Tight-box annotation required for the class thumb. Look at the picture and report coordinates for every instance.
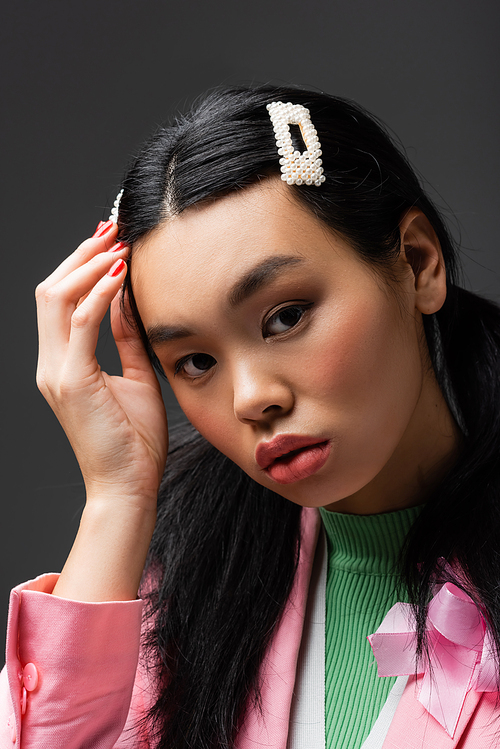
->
[111,288,160,387]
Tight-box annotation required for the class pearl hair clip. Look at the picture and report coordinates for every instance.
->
[109,188,124,223]
[266,101,325,186]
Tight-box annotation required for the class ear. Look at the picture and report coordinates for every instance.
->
[399,208,447,315]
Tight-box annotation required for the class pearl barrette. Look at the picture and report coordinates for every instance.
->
[266,101,325,187]
[109,188,124,223]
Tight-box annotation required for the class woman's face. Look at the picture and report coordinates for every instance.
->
[131,179,458,513]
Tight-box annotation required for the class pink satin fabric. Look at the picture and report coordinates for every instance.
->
[368,581,498,738]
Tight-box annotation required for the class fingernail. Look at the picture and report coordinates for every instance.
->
[108,259,126,277]
[107,241,128,253]
[93,221,106,235]
[94,220,114,238]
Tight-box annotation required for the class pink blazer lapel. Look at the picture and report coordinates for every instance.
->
[382,675,499,749]
[236,507,321,749]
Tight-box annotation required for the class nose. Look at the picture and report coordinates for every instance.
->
[232,359,294,425]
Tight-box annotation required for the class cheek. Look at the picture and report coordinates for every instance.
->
[301,296,423,453]
[174,389,237,454]
[273,300,424,505]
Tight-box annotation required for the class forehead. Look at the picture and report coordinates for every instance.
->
[130,178,352,321]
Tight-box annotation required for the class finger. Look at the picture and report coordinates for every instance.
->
[36,222,119,299]
[65,259,129,373]
[75,243,129,309]
[111,288,161,389]
[39,250,129,375]
[36,225,123,356]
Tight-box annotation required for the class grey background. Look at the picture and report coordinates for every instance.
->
[1,1,499,648]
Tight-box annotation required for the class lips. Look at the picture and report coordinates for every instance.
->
[256,434,331,485]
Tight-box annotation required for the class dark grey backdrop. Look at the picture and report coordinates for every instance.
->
[1,1,499,648]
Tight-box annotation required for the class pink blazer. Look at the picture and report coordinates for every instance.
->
[1,507,499,748]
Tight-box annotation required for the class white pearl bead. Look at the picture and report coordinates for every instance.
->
[268,101,325,188]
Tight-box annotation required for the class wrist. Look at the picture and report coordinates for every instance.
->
[80,496,157,538]
[52,496,157,602]
[84,484,159,514]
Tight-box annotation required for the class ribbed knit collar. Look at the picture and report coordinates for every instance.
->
[319,504,423,576]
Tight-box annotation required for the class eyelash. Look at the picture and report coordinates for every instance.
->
[262,302,312,338]
[174,302,312,379]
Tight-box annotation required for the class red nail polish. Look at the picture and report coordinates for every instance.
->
[94,220,114,238]
[108,241,127,253]
[108,259,126,277]
[93,221,106,236]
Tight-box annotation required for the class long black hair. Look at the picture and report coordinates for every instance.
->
[116,86,500,748]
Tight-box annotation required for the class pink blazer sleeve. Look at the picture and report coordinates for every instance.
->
[0,574,147,748]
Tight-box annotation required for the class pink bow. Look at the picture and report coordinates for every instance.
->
[368,582,497,737]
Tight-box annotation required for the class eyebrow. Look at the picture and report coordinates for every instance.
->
[146,324,194,346]
[146,254,305,347]
[228,255,305,308]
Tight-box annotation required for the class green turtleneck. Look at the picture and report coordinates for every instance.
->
[319,505,422,749]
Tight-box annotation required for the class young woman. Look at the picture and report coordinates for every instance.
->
[2,86,500,749]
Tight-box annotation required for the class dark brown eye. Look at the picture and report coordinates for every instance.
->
[181,353,216,377]
[264,305,305,337]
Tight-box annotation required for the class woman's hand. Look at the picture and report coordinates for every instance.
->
[35,222,168,601]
